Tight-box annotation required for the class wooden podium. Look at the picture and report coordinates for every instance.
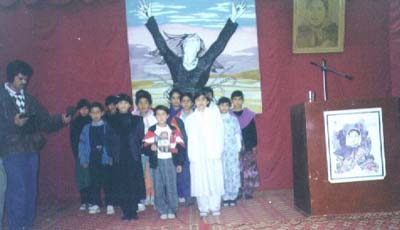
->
[290,97,400,215]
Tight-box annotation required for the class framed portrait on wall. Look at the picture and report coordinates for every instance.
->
[292,0,345,54]
[323,108,386,184]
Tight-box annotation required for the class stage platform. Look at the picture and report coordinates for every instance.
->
[11,189,400,230]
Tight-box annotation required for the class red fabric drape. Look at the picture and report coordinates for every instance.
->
[390,0,400,96]
[0,0,398,201]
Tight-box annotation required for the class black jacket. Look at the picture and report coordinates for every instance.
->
[0,86,65,157]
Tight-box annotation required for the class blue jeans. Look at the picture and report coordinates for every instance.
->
[0,158,6,230]
[3,153,38,230]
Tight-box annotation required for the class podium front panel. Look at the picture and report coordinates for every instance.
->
[291,97,400,215]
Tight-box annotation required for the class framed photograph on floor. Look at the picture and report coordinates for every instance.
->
[292,0,345,54]
[323,108,386,183]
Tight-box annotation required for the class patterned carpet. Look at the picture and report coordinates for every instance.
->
[13,190,400,230]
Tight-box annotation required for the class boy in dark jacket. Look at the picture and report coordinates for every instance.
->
[79,102,119,215]
[113,93,145,221]
[69,99,91,211]
[143,105,185,220]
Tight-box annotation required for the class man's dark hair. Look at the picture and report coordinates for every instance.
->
[168,88,182,101]
[154,105,170,115]
[231,90,244,100]
[135,89,153,105]
[6,60,34,83]
[90,102,104,112]
[105,95,118,106]
[217,97,231,107]
[306,0,328,11]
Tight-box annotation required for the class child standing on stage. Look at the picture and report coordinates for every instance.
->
[176,92,194,206]
[132,90,157,208]
[70,99,91,211]
[230,90,260,199]
[78,102,119,215]
[113,94,146,220]
[185,90,224,217]
[143,105,185,220]
[217,97,241,206]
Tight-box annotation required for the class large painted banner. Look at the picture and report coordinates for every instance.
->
[125,0,262,113]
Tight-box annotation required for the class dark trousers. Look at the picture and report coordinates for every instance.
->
[89,163,113,206]
[117,159,142,218]
[79,187,90,205]
[3,153,38,230]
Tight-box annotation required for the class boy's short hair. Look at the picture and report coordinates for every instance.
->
[105,95,118,106]
[181,92,193,101]
[116,93,133,105]
[154,105,170,115]
[6,60,34,83]
[217,97,231,106]
[231,90,244,100]
[168,88,182,100]
[90,102,104,111]
[135,89,152,105]
[76,99,90,110]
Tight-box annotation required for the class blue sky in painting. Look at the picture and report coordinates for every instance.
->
[125,0,256,28]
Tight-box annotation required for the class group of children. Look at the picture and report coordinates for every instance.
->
[69,87,259,221]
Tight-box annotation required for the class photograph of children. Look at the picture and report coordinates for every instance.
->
[324,108,386,183]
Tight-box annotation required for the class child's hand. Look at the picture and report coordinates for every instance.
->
[151,144,157,151]
[82,164,88,168]
[176,165,182,173]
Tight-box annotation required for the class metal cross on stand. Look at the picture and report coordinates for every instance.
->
[310,59,354,102]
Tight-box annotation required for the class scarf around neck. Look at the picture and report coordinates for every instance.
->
[230,108,255,129]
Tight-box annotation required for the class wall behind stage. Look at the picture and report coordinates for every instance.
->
[0,0,397,201]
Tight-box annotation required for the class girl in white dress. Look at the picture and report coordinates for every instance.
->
[185,90,224,217]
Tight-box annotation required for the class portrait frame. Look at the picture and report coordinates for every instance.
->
[323,108,386,184]
[292,0,345,54]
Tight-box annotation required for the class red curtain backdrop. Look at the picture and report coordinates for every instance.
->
[390,0,400,96]
[0,0,398,201]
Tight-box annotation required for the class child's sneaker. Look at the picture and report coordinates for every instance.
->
[79,204,87,211]
[160,214,168,220]
[167,213,176,219]
[222,200,230,207]
[185,197,194,207]
[229,201,237,206]
[178,197,186,203]
[88,205,100,214]
[106,205,115,215]
[144,197,151,206]
[138,203,146,212]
